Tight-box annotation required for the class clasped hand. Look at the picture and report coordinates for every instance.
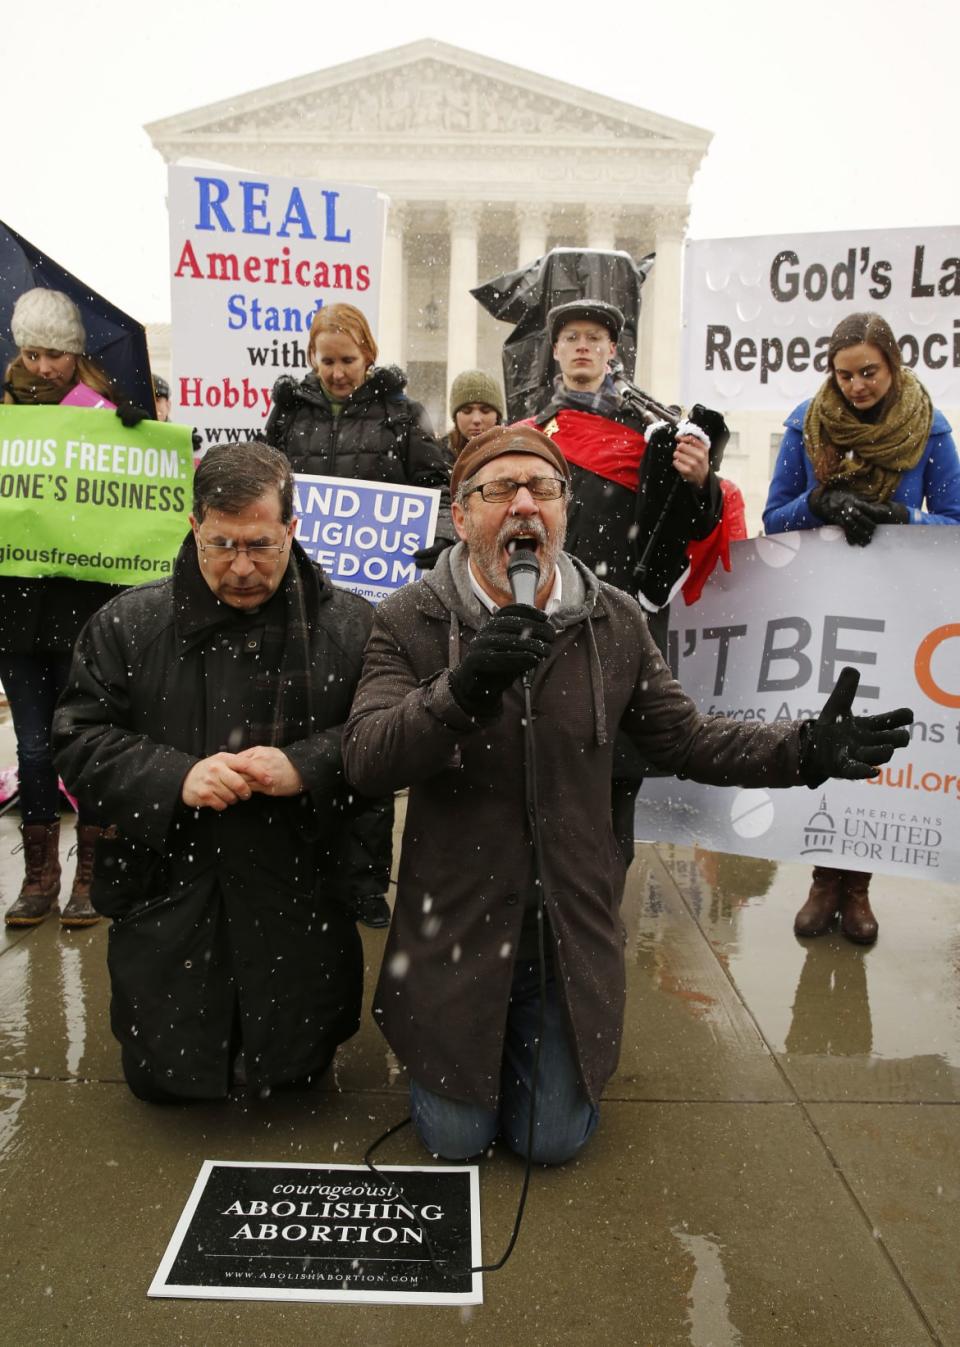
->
[181,746,304,810]
[449,603,555,716]
[799,667,913,786]
[809,487,909,546]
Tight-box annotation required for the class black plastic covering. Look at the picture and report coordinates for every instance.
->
[0,218,155,412]
[472,247,654,422]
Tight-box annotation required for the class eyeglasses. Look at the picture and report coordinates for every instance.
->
[196,538,288,567]
[464,477,567,504]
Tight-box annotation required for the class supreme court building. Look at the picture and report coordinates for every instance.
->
[146,40,707,432]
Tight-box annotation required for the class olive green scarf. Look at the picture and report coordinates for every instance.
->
[804,367,932,502]
[3,361,72,405]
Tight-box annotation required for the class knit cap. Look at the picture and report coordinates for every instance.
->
[449,369,505,421]
[450,423,571,498]
[11,288,86,354]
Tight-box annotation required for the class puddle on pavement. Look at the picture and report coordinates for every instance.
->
[635,845,960,1069]
[672,1226,743,1347]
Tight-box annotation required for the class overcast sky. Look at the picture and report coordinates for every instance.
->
[3,0,957,324]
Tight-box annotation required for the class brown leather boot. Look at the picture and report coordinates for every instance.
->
[794,866,843,937]
[840,871,878,945]
[5,821,61,926]
[60,824,103,928]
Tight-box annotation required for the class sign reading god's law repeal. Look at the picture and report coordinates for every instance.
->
[149,1162,482,1306]
[634,527,960,883]
[293,473,439,604]
[682,225,960,410]
[0,406,192,584]
[169,166,387,453]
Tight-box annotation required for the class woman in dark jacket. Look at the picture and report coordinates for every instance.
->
[1,288,131,929]
[764,311,960,945]
[265,303,451,928]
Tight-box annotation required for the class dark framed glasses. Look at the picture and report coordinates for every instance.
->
[464,477,567,504]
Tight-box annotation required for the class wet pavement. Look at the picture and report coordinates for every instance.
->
[0,711,958,1345]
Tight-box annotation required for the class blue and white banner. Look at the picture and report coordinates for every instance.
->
[635,526,960,882]
[293,473,439,604]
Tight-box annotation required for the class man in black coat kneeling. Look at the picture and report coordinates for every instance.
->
[53,442,373,1102]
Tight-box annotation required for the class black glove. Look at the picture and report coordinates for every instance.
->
[271,375,300,412]
[115,401,150,428]
[412,537,455,570]
[687,403,729,467]
[798,666,913,787]
[448,604,555,717]
[191,429,203,456]
[808,486,878,546]
[859,499,910,525]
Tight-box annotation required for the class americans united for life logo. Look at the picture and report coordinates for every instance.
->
[801,796,837,858]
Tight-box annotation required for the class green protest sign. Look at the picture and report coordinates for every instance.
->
[0,405,193,584]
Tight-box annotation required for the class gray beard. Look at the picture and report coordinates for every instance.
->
[468,513,565,600]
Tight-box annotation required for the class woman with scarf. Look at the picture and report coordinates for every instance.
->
[763,311,960,944]
[1,288,137,928]
[265,302,452,929]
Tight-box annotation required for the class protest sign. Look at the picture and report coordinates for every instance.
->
[293,473,439,603]
[634,527,960,882]
[150,1161,482,1306]
[0,405,192,584]
[169,166,387,452]
[682,225,960,410]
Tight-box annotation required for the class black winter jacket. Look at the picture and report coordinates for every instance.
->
[265,365,443,483]
[52,539,372,1096]
[265,366,453,540]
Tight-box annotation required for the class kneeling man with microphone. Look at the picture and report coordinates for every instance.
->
[343,424,912,1164]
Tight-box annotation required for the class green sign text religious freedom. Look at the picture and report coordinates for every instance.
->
[0,406,193,585]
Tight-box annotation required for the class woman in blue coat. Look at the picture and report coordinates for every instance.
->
[763,311,960,944]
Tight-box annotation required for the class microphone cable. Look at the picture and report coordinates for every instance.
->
[363,669,550,1279]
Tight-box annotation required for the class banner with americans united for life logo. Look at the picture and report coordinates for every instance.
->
[634,526,960,882]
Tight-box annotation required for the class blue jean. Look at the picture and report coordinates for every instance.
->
[409,959,600,1166]
[0,653,72,822]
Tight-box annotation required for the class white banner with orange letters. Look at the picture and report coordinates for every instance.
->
[635,526,960,881]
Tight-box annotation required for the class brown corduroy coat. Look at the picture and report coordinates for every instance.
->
[343,546,806,1108]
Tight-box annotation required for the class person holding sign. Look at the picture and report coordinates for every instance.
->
[0,288,145,929]
[53,442,372,1103]
[266,302,453,930]
[343,423,913,1164]
[764,311,960,944]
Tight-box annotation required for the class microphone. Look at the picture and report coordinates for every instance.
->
[507,546,540,608]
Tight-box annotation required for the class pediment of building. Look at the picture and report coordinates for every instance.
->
[146,40,710,149]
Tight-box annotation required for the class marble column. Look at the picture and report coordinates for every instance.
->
[516,202,550,269]
[644,206,688,405]
[378,202,407,367]
[446,202,481,393]
[586,204,618,253]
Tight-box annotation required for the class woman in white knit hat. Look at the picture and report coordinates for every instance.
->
[1,288,124,929]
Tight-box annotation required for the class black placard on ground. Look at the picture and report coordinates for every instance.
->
[149,1161,482,1305]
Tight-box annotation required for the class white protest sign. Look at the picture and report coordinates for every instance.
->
[634,527,960,882]
[682,225,960,410]
[169,165,387,449]
[293,473,439,604]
